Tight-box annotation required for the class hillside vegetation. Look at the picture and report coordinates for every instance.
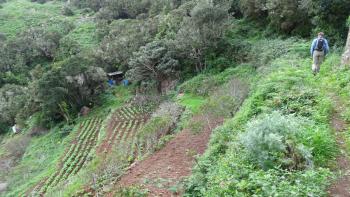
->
[0,0,349,196]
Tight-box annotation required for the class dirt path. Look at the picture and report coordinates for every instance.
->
[110,116,223,196]
[328,96,350,197]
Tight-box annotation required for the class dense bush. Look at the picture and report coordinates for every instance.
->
[179,66,254,96]
[0,85,27,126]
[127,40,179,92]
[136,101,183,155]
[239,0,350,42]
[62,5,74,16]
[240,112,312,170]
[95,19,156,72]
[36,56,107,125]
[4,135,31,159]
[174,1,231,73]
[0,19,75,87]
[248,38,302,67]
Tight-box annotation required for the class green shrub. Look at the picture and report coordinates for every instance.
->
[202,153,332,197]
[248,38,303,67]
[62,5,74,16]
[178,66,255,96]
[4,135,31,159]
[299,125,337,166]
[114,186,148,197]
[201,78,249,118]
[239,112,312,170]
[188,121,204,134]
[137,102,183,156]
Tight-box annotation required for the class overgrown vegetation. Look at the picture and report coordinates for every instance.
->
[185,40,339,196]
[0,0,349,196]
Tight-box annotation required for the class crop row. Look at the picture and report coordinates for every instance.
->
[70,105,153,196]
[112,106,148,121]
[101,118,147,155]
[30,118,102,196]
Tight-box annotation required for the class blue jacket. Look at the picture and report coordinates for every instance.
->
[310,38,329,56]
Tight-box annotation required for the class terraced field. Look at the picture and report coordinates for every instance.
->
[23,105,152,196]
[25,118,103,196]
[71,106,152,196]
[98,106,150,157]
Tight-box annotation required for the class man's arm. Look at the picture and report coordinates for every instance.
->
[310,39,316,56]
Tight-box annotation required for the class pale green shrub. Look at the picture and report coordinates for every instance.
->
[239,111,313,170]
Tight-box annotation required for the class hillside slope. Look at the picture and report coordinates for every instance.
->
[0,0,349,196]
[185,51,350,196]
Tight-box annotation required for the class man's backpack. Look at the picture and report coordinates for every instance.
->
[316,38,325,51]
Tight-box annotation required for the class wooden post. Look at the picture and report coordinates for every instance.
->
[341,28,350,66]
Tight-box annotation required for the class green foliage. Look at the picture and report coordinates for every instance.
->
[96,19,155,71]
[185,39,338,197]
[3,127,73,196]
[137,101,182,156]
[0,84,27,126]
[127,40,179,92]
[0,0,65,38]
[174,1,231,73]
[179,65,255,96]
[240,112,312,170]
[0,18,76,90]
[198,158,332,196]
[239,0,350,42]
[201,78,249,118]
[56,36,81,60]
[0,0,348,195]
[36,56,107,125]
[62,5,74,16]
[65,22,97,50]
[248,38,308,67]
[177,94,206,113]
[114,186,148,197]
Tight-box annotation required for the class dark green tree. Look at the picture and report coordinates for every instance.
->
[175,1,231,72]
[127,40,179,92]
[0,84,27,126]
[37,56,106,124]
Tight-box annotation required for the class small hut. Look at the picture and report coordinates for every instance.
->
[107,71,124,84]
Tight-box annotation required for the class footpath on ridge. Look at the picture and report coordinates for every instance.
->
[328,95,350,197]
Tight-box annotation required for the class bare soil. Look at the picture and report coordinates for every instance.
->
[328,97,350,197]
[111,115,223,197]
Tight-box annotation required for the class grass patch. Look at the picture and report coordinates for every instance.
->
[3,125,77,196]
[64,21,97,49]
[177,94,205,114]
[0,0,97,48]
[0,0,64,38]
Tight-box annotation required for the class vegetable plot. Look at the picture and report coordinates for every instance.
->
[28,118,103,196]
[98,106,149,156]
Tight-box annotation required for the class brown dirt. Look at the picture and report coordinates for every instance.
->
[328,96,350,197]
[111,115,223,197]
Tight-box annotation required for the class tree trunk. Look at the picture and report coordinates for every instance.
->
[341,28,350,66]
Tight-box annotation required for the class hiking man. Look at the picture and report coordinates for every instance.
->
[310,32,330,75]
